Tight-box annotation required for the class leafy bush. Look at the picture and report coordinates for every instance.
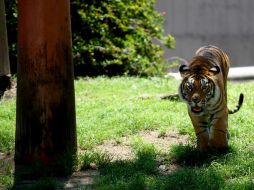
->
[71,0,175,76]
[5,0,175,76]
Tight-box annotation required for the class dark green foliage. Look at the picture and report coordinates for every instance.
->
[71,0,174,76]
[5,0,174,76]
[4,0,17,74]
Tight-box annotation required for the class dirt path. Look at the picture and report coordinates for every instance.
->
[63,129,189,189]
[1,129,189,189]
[96,130,189,160]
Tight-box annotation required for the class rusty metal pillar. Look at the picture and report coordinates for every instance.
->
[16,0,77,175]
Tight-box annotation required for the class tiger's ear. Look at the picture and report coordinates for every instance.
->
[179,64,190,77]
[209,66,220,74]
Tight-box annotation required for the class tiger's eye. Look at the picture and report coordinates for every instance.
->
[201,78,209,91]
[186,83,192,91]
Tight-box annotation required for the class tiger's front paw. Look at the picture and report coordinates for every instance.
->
[209,128,229,149]
[198,143,209,152]
[209,138,228,149]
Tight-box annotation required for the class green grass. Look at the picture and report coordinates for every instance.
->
[0,77,254,189]
[75,77,188,150]
[0,100,15,152]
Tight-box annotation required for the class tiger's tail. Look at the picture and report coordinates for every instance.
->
[228,93,244,114]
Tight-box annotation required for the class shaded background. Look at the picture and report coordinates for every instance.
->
[156,0,254,67]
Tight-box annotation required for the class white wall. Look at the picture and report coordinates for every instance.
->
[156,0,254,67]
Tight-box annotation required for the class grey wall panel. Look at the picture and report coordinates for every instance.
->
[156,0,254,66]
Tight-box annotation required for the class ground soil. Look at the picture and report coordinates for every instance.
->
[96,130,189,160]
[0,130,189,189]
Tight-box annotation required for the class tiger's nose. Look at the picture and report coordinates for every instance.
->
[191,93,200,103]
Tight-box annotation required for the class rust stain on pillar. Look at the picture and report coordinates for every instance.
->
[16,0,76,165]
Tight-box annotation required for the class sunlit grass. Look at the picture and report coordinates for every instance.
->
[75,77,187,150]
[0,100,15,152]
[0,77,253,189]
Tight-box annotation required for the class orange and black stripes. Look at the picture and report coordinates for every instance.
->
[178,45,244,151]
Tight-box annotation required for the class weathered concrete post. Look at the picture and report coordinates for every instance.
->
[16,0,77,175]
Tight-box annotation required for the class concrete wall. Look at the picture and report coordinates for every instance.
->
[156,0,254,67]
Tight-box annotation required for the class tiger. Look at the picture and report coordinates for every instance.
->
[178,45,244,151]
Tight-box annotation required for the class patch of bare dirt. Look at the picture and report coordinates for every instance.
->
[139,130,189,152]
[1,130,189,189]
[2,80,16,100]
[95,130,189,161]
[73,130,189,188]
[63,170,99,190]
[0,152,14,175]
[96,136,134,160]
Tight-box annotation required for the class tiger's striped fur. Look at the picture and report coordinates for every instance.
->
[179,45,244,151]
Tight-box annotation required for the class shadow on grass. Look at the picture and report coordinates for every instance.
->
[9,144,249,190]
[93,144,231,190]
[12,152,77,190]
[170,144,235,167]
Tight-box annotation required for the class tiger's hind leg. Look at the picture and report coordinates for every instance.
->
[209,112,229,149]
[189,113,209,151]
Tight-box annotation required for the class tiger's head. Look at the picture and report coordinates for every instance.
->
[178,56,221,115]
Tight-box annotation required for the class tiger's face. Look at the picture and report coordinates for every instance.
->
[179,75,219,115]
